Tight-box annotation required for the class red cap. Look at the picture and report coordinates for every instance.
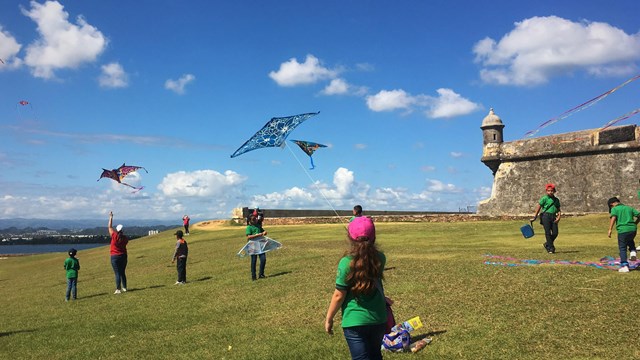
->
[545,183,555,190]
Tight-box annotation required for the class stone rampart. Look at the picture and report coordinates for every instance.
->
[479,124,640,215]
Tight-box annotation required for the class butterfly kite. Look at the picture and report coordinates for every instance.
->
[230,112,320,158]
[98,163,148,192]
[290,140,327,169]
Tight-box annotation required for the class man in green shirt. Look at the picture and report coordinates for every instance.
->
[531,183,561,254]
[607,197,640,273]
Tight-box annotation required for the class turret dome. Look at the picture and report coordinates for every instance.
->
[481,108,504,128]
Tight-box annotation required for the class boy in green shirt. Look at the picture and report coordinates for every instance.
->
[607,197,640,273]
[64,248,80,301]
[531,183,561,254]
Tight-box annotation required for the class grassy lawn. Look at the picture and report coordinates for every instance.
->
[1,214,639,359]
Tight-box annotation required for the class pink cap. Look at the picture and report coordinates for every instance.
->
[348,216,375,241]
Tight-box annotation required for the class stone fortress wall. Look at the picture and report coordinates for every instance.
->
[478,109,640,216]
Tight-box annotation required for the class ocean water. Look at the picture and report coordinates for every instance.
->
[0,243,108,255]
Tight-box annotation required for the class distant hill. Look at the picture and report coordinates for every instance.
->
[0,218,181,230]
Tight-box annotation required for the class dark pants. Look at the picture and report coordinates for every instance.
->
[184,224,189,234]
[177,257,187,283]
[110,254,128,290]
[65,277,77,300]
[618,231,637,266]
[343,323,386,360]
[541,213,559,252]
[250,253,266,279]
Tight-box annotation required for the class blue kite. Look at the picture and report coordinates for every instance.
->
[230,112,320,158]
[290,140,327,169]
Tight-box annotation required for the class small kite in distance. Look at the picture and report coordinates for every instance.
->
[290,139,327,169]
[230,112,320,158]
[98,163,148,193]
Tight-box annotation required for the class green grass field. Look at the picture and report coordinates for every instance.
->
[1,214,639,359]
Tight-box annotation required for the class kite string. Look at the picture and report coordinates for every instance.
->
[285,142,348,227]
[523,74,640,138]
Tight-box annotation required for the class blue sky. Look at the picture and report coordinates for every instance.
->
[1,0,639,221]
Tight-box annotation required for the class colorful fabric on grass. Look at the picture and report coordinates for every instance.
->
[483,254,640,271]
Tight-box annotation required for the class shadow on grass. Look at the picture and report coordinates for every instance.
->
[0,329,37,337]
[384,267,396,271]
[265,271,292,278]
[555,250,580,254]
[126,284,166,292]
[79,292,109,300]
[410,330,447,342]
[194,276,212,282]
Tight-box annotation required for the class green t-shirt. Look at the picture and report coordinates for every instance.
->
[335,252,387,328]
[539,195,560,214]
[610,204,640,234]
[246,224,263,237]
[64,257,80,279]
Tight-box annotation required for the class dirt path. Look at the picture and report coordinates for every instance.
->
[193,220,228,231]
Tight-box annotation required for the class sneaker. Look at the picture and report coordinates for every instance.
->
[630,251,637,261]
[114,289,122,294]
[259,275,266,279]
[121,288,127,292]
[619,266,630,273]
[175,281,182,285]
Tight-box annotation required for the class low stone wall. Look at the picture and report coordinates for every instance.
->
[259,213,566,225]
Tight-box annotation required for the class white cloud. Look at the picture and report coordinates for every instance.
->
[21,0,107,79]
[269,54,338,86]
[99,62,128,88]
[367,88,481,118]
[366,89,416,111]
[421,165,436,172]
[248,167,477,212]
[0,165,486,219]
[473,16,640,85]
[450,151,463,158]
[157,170,246,197]
[322,78,368,96]
[354,144,367,150]
[0,26,22,68]
[333,167,354,196]
[426,179,461,193]
[322,78,349,95]
[165,74,195,94]
[426,88,482,118]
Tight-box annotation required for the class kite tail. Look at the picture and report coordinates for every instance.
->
[122,182,144,193]
[523,74,640,138]
[309,156,315,170]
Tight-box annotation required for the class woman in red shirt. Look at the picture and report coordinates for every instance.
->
[108,211,129,294]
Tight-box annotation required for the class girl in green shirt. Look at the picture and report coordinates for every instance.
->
[325,216,387,360]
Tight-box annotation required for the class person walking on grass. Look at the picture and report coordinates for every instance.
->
[64,248,80,301]
[108,211,129,294]
[531,183,561,254]
[172,230,189,284]
[183,215,190,235]
[325,216,387,360]
[607,197,640,273]
[245,214,267,281]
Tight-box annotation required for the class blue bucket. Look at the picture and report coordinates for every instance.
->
[520,222,534,239]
